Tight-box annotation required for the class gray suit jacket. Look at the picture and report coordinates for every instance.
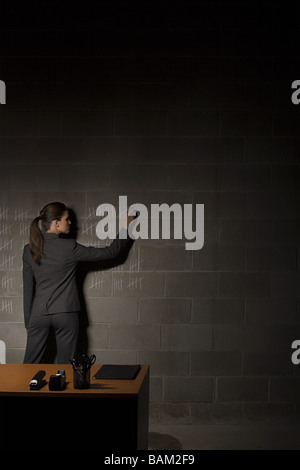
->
[23,229,129,328]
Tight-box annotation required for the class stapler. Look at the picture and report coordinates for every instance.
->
[29,370,46,390]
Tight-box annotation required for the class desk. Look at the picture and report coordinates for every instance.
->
[0,364,149,450]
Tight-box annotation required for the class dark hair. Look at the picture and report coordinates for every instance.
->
[29,202,67,264]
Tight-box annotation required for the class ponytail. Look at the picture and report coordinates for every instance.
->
[29,216,44,265]
[29,202,67,265]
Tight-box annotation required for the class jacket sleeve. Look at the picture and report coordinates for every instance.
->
[73,228,130,262]
[22,246,35,329]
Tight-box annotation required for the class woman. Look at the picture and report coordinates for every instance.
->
[23,201,133,364]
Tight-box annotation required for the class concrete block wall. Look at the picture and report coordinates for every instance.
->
[0,1,299,424]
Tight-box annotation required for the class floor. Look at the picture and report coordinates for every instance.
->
[148,424,300,450]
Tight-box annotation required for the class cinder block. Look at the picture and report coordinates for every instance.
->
[243,403,295,424]
[139,83,191,110]
[218,272,269,298]
[136,30,194,57]
[202,218,219,246]
[270,272,300,298]
[35,137,86,163]
[216,377,268,402]
[245,137,297,164]
[156,402,191,424]
[138,190,192,209]
[270,377,300,403]
[166,272,217,298]
[85,137,139,163]
[221,57,273,83]
[161,324,213,350]
[85,297,138,323]
[0,110,34,137]
[193,245,245,271]
[139,298,191,324]
[86,323,109,350]
[59,164,111,191]
[221,30,274,57]
[190,404,214,424]
[111,164,164,190]
[168,111,219,136]
[111,272,165,297]
[0,322,26,348]
[137,351,189,376]
[195,30,220,56]
[34,111,61,137]
[140,243,192,271]
[138,137,194,164]
[85,190,139,218]
[244,82,280,111]
[0,165,12,191]
[113,57,169,84]
[221,111,272,136]
[219,219,270,244]
[194,82,243,112]
[193,137,243,164]
[164,377,214,402]
[115,111,167,136]
[62,110,114,136]
[273,111,300,136]
[218,165,270,191]
[246,192,297,218]
[271,166,300,190]
[109,324,161,350]
[150,377,163,402]
[192,299,244,324]
[246,246,297,271]
[82,272,112,298]
[266,325,300,349]
[10,164,62,191]
[87,349,137,365]
[193,191,245,218]
[191,351,242,376]
[244,351,293,376]
[0,271,22,297]
[271,219,299,245]
[0,137,36,163]
[0,297,23,323]
[214,325,265,350]
[213,403,243,424]
[165,165,217,190]
[246,299,297,324]
[169,3,219,29]
[193,57,220,83]
[32,191,85,216]
[6,348,25,364]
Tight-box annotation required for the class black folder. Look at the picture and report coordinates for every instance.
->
[92,364,141,380]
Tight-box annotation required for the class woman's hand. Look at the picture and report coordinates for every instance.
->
[125,211,137,229]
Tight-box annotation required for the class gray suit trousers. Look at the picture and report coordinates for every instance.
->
[23,312,79,364]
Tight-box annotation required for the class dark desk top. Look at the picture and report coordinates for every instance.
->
[0,364,149,398]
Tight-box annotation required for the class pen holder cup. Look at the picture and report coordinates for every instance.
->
[73,366,90,389]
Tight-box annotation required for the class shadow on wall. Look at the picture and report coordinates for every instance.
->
[148,432,183,450]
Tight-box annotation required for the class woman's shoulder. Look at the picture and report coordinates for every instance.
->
[23,243,30,255]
